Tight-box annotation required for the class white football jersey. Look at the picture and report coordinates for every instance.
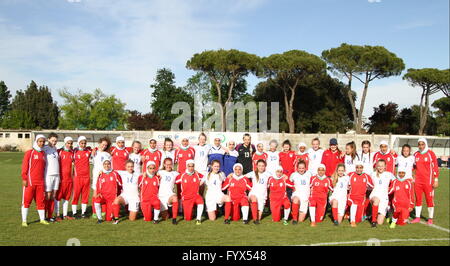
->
[344,154,359,174]
[158,170,179,197]
[290,171,312,197]
[358,151,375,175]
[203,172,226,198]
[194,144,211,173]
[117,170,140,200]
[265,150,280,174]
[331,175,350,198]
[92,151,112,189]
[43,145,59,175]
[307,148,324,175]
[247,171,270,199]
[128,152,142,175]
[371,171,394,198]
[396,155,415,179]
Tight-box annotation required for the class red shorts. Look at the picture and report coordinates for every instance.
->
[22,185,45,209]
[414,183,434,207]
[72,177,90,205]
[141,197,161,222]
[231,196,249,221]
[270,196,291,222]
[182,194,204,221]
[55,181,73,201]
[309,196,327,222]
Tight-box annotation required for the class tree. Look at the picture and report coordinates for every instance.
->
[260,50,326,133]
[127,110,164,130]
[403,68,448,135]
[150,68,194,130]
[254,73,353,133]
[59,88,128,130]
[0,81,11,121]
[322,43,405,133]
[1,109,34,129]
[432,97,450,135]
[365,102,399,134]
[6,81,59,129]
[186,49,260,131]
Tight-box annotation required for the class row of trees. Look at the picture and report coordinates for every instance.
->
[0,44,448,135]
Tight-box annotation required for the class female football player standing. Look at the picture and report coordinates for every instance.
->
[55,137,75,220]
[21,135,48,226]
[252,142,268,172]
[295,142,309,171]
[307,138,324,175]
[358,140,375,175]
[43,133,60,221]
[91,137,111,219]
[247,160,270,224]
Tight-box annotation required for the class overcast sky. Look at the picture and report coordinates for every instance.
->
[0,0,448,120]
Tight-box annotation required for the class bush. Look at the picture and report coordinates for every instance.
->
[0,145,18,152]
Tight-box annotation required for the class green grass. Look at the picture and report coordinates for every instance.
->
[1,152,448,246]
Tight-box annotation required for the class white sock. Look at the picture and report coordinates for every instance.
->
[241,206,249,220]
[428,207,434,219]
[309,207,316,222]
[54,200,60,216]
[415,206,422,218]
[38,210,45,221]
[350,205,358,222]
[196,204,204,220]
[154,209,160,220]
[21,207,29,222]
[63,200,69,217]
[94,203,102,220]
[391,217,398,223]
[81,203,87,214]
[284,208,290,220]
[72,204,77,215]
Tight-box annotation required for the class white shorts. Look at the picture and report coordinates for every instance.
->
[329,194,347,216]
[159,193,175,211]
[291,191,309,213]
[369,193,389,216]
[205,191,225,212]
[45,174,60,192]
[120,193,140,212]
[248,191,266,211]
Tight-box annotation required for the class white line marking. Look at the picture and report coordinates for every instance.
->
[295,238,450,246]
[419,221,450,233]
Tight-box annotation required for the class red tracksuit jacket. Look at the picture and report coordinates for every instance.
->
[96,171,122,199]
[268,177,293,201]
[58,148,74,182]
[21,149,46,186]
[138,174,161,202]
[414,150,439,186]
[175,172,203,200]
[222,176,252,201]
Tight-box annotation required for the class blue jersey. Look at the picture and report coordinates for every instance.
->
[223,150,238,176]
[208,146,225,172]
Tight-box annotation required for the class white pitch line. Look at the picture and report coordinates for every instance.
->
[419,221,450,233]
[296,238,450,246]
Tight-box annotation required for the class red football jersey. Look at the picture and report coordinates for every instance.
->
[389,179,414,208]
[21,149,46,186]
[222,176,252,201]
[175,172,203,200]
[73,148,92,178]
[295,153,309,171]
[279,150,296,176]
[138,174,161,202]
[174,147,195,174]
[373,152,397,174]
[321,149,343,177]
[348,172,374,198]
[58,148,73,182]
[309,176,333,199]
[414,150,439,186]
[141,149,162,172]
[111,147,130,171]
[267,177,294,201]
[96,171,122,198]
[252,152,268,171]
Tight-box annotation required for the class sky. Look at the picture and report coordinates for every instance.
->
[0,0,448,120]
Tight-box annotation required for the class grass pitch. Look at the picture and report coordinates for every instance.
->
[0,152,448,246]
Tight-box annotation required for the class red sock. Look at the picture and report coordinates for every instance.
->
[292,203,299,221]
[102,204,107,213]
[372,205,379,222]
[364,199,370,216]
[172,201,178,219]
[251,202,258,221]
[112,203,120,218]
[332,207,338,221]
[224,202,231,220]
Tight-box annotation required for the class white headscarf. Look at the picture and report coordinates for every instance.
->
[33,134,46,152]
[379,140,390,155]
[232,163,244,179]
[297,142,307,155]
[316,163,327,180]
[145,161,156,177]
[186,159,195,175]
[396,166,408,181]
[274,165,284,179]
[64,136,73,144]
[102,158,113,174]
[418,138,429,154]
[77,136,87,150]
[115,136,126,150]
[255,141,264,155]
[180,138,190,151]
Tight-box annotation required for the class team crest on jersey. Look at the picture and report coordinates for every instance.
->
[184,179,187,183]
[189,154,192,158]
[279,183,283,187]
[425,157,428,162]
[110,177,113,181]
[289,154,293,157]
[387,157,390,162]
[193,178,196,182]
[145,181,148,185]
[179,154,183,158]
[405,184,409,189]
[34,155,38,159]
[153,182,156,186]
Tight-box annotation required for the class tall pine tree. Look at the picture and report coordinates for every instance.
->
[6,81,59,129]
[0,81,11,121]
